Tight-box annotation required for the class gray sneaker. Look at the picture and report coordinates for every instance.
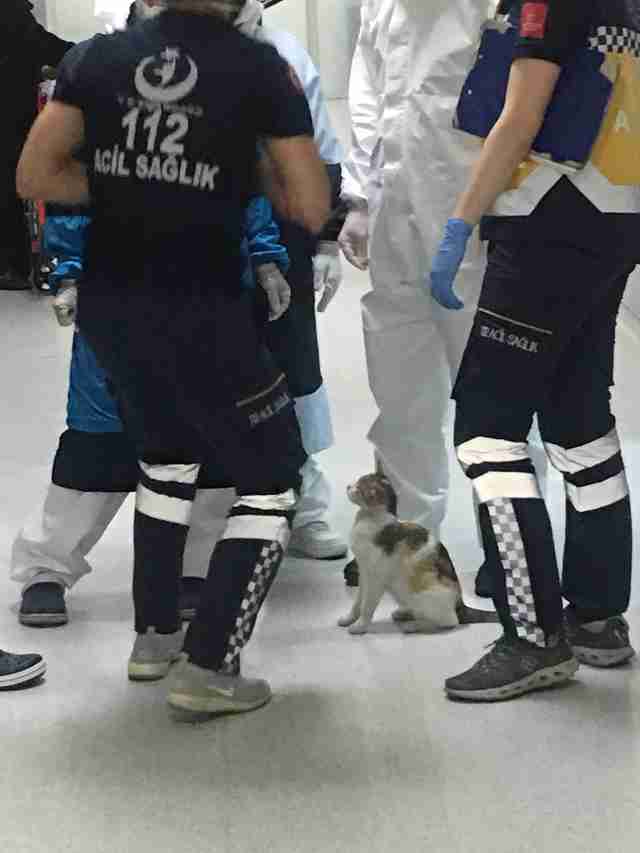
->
[167,658,272,715]
[288,522,348,560]
[128,628,184,681]
[445,635,579,702]
[565,609,635,668]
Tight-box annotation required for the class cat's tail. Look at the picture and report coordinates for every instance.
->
[457,603,500,624]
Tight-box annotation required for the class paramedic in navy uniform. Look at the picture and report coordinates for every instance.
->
[17,0,330,718]
[429,0,640,701]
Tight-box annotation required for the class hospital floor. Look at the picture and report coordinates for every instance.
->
[1,268,640,853]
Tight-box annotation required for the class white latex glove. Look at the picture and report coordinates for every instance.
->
[313,241,343,313]
[256,263,291,322]
[52,281,77,327]
[338,207,369,271]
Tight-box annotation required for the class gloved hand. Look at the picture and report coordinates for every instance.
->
[429,219,473,310]
[52,280,77,327]
[338,207,369,271]
[313,241,343,312]
[256,263,291,322]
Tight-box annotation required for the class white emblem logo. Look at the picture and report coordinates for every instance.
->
[134,47,199,103]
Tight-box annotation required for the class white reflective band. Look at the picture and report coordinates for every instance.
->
[221,515,290,548]
[474,472,541,503]
[234,490,297,512]
[457,437,530,471]
[545,429,620,474]
[139,462,201,485]
[136,484,193,525]
[566,472,629,513]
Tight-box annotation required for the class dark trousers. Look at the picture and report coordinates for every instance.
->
[79,276,306,671]
[0,155,30,278]
[454,241,634,644]
[264,220,322,397]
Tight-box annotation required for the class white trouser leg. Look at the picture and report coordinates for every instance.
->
[294,385,334,455]
[182,488,236,578]
[362,287,460,535]
[11,484,127,591]
[293,456,332,529]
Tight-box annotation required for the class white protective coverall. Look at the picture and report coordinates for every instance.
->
[342,0,546,535]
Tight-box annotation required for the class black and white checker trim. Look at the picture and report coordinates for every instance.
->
[488,498,545,647]
[589,26,640,58]
[222,542,283,671]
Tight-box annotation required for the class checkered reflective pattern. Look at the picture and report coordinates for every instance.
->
[488,498,545,647]
[222,542,283,671]
[590,26,640,58]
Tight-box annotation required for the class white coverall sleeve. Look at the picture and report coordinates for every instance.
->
[260,25,343,165]
[341,7,382,206]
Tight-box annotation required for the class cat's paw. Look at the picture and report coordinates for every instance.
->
[348,622,370,635]
[392,608,414,623]
[338,613,358,628]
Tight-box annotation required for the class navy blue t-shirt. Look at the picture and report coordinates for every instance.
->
[53,11,313,281]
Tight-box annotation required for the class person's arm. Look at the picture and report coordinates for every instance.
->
[246,196,290,274]
[452,58,560,225]
[252,43,330,234]
[340,5,382,208]
[262,30,344,241]
[17,102,89,205]
[262,27,343,167]
[260,137,330,235]
[430,0,590,310]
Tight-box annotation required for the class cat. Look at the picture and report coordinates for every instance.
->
[339,473,499,635]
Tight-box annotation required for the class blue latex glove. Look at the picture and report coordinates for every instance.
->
[430,219,473,310]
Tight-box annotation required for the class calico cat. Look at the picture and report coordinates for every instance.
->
[339,473,498,635]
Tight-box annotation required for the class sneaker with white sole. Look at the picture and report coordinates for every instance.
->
[19,581,68,627]
[0,650,46,689]
[288,521,348,560]
[128,628,185,682]
[445,634,579,702]
[565,609,635,668]
[167,658,271,715]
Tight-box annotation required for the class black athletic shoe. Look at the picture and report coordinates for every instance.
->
[344,558,359,587]
[474,561,493,598]
[0,650,46,689]
[445,634,578,702]
[19,582,68,627]
[564,609,635,668]
[179,577,205,622]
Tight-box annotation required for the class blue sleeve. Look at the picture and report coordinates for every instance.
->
[43,213,91,292]
[245,196,290,275]
[67,332,123,433]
